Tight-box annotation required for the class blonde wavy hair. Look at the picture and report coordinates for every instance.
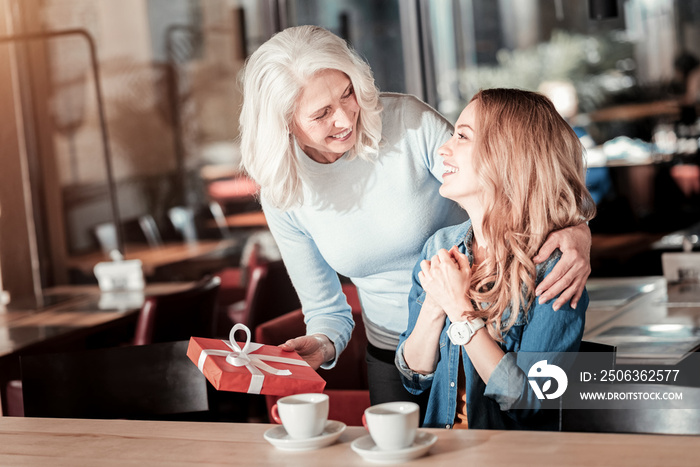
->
[239,26,382,210]
[467,88,596,340]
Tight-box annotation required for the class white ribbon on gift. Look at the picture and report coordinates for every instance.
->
[197,323,309,394]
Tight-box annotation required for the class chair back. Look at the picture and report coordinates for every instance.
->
[256,307,368,390]
[255,302,370,426]
[209,201,233,239]
[168,206,198,243]
[133,275,221,345]
[94,222,119,254]
[214,243,261,307]
[93,216,164,253]
[240,260,301,334]
[138,214,163,247]
[20,341,208,419]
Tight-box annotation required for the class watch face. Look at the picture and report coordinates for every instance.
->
[449,322,471,345]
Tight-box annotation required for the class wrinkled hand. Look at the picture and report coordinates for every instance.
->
[533,223,591,310]
[418,246,473,322]
[279,334,335,370]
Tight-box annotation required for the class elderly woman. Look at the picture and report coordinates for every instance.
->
[239,26,591,410]
[397,89,595,429]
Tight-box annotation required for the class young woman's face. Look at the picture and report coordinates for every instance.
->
[292,69,360,164]
[438,101,482,204]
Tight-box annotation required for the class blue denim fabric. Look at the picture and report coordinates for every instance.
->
[395,220,587,429]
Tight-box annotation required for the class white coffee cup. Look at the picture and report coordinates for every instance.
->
[271,393,329,439]
[362,401,419,451]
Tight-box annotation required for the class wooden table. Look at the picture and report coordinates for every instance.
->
[0,418,697,466]
[0,283,194,358]
[0,284,192,415]
[588,99,680,123]
[208,210,268,228]
[65,240,238,276]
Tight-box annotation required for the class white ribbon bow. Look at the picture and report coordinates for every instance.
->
[197,323,309,394]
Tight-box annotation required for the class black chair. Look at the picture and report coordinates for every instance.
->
[168,206,198,243]
[93,215,163,254]
[578,340,617,356]
[561,388,700,435]
[558,340,616,431]
[561,341,700,435]
[20,341,209,420]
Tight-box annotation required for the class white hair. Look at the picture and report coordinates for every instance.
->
[239,25,382,210]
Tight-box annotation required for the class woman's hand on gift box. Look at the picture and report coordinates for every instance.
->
[278,334,335,370]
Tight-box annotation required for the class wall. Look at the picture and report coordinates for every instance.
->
[0,0,41,300]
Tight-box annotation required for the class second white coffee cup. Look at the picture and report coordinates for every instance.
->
[271,393,329,439]
[362,401,419,450]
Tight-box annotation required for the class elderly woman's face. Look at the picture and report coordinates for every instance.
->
[292,69,360,164]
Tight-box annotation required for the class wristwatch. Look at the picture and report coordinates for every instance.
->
[447,318,486,346]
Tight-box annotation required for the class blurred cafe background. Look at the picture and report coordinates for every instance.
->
[1,0,700,431]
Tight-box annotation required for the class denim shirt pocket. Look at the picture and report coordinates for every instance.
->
[416,291,426,306]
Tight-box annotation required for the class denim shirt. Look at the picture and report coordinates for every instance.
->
[395,220,587,430]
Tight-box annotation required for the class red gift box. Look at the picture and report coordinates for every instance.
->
[187,324,326,396]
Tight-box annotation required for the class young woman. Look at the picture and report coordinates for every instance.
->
[396,88,596,429]
[240,26,593,410]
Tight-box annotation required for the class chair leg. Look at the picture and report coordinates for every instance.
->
[6,380,24,417]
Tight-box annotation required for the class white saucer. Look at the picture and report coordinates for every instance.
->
[351,431,437,464]
[263,420,346,451]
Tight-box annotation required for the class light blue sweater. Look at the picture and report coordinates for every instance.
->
[261,93,467,366]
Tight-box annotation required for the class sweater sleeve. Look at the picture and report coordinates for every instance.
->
[261,197,355,369]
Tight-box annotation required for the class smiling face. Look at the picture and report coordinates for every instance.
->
[292,69,360,164]
[438,100,483,206]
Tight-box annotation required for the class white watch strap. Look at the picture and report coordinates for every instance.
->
[466,318,485,334]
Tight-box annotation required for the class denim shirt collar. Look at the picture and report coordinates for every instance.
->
[461,224,475,268]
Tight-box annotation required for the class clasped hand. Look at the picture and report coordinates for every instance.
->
[418,246,475,323]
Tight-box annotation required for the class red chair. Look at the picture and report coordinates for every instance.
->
[255,285,369,426]
[229,259,301,336]
[213,243,261,325]
[341,282,361,312]
[133,275,221,345]
[207,175,258,205]
[4,380,24,417]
